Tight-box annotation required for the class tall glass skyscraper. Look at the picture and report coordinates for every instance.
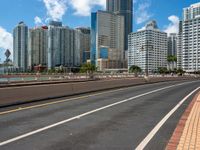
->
[90,11,125,71]
[13,22,28,71]
[106,0,133,51]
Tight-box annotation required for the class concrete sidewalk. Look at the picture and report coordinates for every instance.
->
[166,91,200,150]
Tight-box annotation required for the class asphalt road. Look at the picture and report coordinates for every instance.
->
[0,80,199,150]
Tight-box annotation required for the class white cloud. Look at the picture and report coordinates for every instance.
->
[137,26,146,31]
[164,15,180,35]
[69,0,106,16]
[34,16,43,25]
[135,1,152,24]
[43,0,67,21]
[0,26,13,60]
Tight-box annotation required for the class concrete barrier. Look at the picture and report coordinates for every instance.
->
[0,77,198,108]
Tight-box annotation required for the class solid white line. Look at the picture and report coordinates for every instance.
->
[135,87,200,150]
[0,82,194,146]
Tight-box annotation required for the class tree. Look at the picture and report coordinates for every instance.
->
[129,65,142,77]
[167,55,177,62]
[176,68,185,76]
[158,67,168,75]
[80,63,96,79]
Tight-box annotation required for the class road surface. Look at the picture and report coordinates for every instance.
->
[0,80,199,150]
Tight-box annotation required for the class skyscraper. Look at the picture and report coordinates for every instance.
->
[106,0,133,51]
[48,22,75,69]
[91,11,124,71]
[28,26,48,69]
[76,27,91,63]
[182,2,200,72]
[106,0,115,12]
[128,21,167,73]
[47,21,84,69]
[13,21,28,71]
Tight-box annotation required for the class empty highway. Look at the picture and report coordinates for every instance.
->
[0,80,200,150]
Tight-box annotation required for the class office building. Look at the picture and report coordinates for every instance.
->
[182,2,200,72]
[28,26,48,69]
[13,21,28,71]
[128,20,167,73]
[91,10,124,71]
[106,0,133,51]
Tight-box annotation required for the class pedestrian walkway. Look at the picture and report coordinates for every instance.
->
[166,91,200,150]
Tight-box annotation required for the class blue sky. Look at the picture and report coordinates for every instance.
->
[0,0,199,61]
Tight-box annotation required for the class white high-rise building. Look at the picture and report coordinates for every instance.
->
[47,21,84,69]
[128,20,167,73]
[13,21,28,71]
[177,21,183,69]
[28,26,48,69]
[182,2,200,72]
[91,10,125,71]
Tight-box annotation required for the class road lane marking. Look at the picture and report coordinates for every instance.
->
[0,81,196,116]
[135,87,200,150]
[0,82,193,146]
[0,88,125,115]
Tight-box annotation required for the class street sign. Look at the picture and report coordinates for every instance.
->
[5,49,11,58]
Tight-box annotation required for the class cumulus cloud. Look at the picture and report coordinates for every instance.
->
[43,0,67,21]
[34,16,43,25]
[135,1,152,24]
[137,26,146,31]
[69,0,106,16]
[164,15,180,35]
[0,26,13,60]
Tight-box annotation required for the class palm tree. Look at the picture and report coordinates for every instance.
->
[176,68,185,76]
[80,63,96,79]
[158,67,168,75]
[129,65,142,77]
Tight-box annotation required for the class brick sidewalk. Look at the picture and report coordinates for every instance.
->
[166,91,200,150]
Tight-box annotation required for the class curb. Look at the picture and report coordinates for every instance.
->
[166,91,200,150]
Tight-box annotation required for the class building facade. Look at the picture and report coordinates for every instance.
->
[177,21,183,69]
[13,22,28,71]
[106,0,133,51]
[48,22,84,69]
[91,11,125,71]
[76,27,91,63]
[168,33,177,56]
[182,2,200,72]
[28,26,48,69]
[128,20,167,73]
[48,22,75,69]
